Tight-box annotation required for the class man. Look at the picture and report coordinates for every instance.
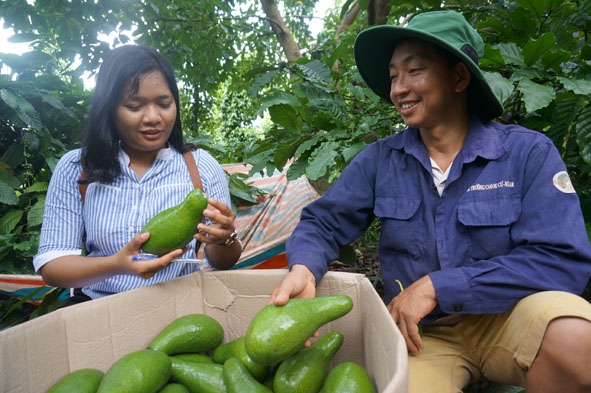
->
[269,10,591,393]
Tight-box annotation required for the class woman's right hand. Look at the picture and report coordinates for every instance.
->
[268,264,317,306]
[117,232,185,279]
[40,232,184,289]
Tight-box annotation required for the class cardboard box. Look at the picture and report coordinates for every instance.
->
[0,270,408,393]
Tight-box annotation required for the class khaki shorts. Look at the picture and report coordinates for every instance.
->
[409,291,591,393]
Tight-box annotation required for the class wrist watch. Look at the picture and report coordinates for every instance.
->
[218,230,238,246]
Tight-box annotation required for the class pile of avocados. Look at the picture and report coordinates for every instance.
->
[45,294,378,393]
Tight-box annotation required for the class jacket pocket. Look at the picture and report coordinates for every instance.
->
[374,196,422,256]
[458,196,521,260]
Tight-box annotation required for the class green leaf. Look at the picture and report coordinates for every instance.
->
[294,135,321,159]
[31,287,68,319]
[518,79,556,113]
[497,43,525,67]
[0,88,43,130]
[40,94,76,118]
[307,141,340,180]
[286,158,307,180]
[248,69,280,98]
[274,139,300,169]
[515,0,552,17]
[576,106,591,164]
[5,33,39,44]
[342,142,367,163]
[27,198,45,227]
[0,181,19,206]
[546,93,581,143]
[295,60,332,83]
[542,49,571,72]
[0,51,52,71]
[258,91,301,116]
[557,77,591,96]
[268,104,302,133]
[0,210,24,235]
[481,44,505,68]
[484,72,514,106]
[24,182,49,193]
[0,169,20,189]
[508,7,539,37]
[45,157,60,173]
[309,97,347,122]
[522,33,556,67]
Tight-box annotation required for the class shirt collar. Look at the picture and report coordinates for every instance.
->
[461,117,506,162]
[117,145,175,167]
[386,116,507,165]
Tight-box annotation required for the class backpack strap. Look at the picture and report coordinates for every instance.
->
[79,172,89,202]
[78,150,203,202]
[182,150,204,191]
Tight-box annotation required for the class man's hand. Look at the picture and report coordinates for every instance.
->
[387,275,438,356]
[268,264,318,346]
[268,264,316,306]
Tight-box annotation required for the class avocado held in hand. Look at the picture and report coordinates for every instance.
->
[244,295,353,366]
[141,188,208,255]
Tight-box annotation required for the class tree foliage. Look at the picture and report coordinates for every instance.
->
[1,0,590,277]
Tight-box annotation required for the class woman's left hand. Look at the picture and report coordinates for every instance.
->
[195,198,236,245]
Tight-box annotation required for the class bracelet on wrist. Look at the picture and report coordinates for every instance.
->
[217,230,238,246]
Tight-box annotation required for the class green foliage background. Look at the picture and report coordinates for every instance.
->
[1,0,591,278]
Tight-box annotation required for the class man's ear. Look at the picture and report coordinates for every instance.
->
[454,62,472,93]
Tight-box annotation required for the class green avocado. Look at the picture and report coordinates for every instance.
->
[158,383,191,393]
[96,349,171,393]
[213,336,270,381]
[45,368,104,393]
[319,361,377,393]
[169,357,227,393]
[273,330,344,393]
[223,357,273,393]
[141,188,208,255]
[244,295,353,366]
[148,314,224,356]
[173,353,215,364]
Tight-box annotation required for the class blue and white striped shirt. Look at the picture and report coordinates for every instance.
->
[34,146,231,299]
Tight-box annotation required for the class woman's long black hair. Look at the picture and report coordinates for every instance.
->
[80,45,191,184]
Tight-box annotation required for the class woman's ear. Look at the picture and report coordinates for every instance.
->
[453,62,472,93]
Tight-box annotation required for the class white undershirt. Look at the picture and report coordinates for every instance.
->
[430,158,453,196]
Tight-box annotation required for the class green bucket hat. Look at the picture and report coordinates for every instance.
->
[354,10,503,121]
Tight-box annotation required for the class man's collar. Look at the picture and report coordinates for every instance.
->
[387,117,506,164]
[461,117,506,163]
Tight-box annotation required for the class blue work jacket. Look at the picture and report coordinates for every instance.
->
[286,117,591,324]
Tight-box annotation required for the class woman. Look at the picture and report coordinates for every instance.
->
[34,45,241,301]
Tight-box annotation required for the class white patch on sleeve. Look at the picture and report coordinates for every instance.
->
[552,171,576,193]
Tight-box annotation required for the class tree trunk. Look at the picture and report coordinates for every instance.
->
[336,2,360,38]
[259,0,302,64]
[367,0,391,26]
[333,2,361,72]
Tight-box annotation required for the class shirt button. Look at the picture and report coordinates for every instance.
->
[133,184,140,189]
[453,304,463,312]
